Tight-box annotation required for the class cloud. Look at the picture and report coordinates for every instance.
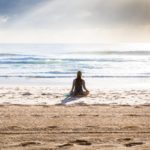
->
[0,0,149,43]
[8,0,150,30]
[0,0,46,26]
[0,15,9,25]
[0,0,44,15]
[92,0,150,26]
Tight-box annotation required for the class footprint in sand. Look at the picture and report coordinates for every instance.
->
[86,125,98,128]
[22,92,32,96]
[72,139,92,146]
[78,114,86,116]
[7,125,22,130]
[47,126,58,129]
[19,141,41,147]
[124,142,144,147]
[127,114,140,117]
[58,143,74,148]
[59,140,92,147]
[117,138,132,142]
[93,114,99,116]
[122,126,140,130]
[31,114,42,117]
[41,93,51,96]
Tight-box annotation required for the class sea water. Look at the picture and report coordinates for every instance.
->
[0,43,150,89]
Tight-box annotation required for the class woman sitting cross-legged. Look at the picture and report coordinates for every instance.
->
[70,71,89,96]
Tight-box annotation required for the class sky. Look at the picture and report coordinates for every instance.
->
[0,0,150,43]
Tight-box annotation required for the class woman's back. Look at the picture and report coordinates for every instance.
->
[74,78,83,94]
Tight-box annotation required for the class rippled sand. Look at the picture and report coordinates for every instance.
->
[0,105,149,150]
[0,86,150,149]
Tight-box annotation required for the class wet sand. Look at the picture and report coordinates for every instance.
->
[0,105,149,150]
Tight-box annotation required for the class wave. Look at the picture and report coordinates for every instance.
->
[0,57,140,64]
[0,52,148,65]
[74,50,150,55]
[0,53,21,57]
[0,52,149,79]
[1,75,150,78]
[0,53,35,57]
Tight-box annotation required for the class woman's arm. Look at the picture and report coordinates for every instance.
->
[83,80,89,92]
[70,79,75,93]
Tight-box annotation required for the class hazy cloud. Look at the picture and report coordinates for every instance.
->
[0,15,9,25]
[0,0,149,43]
[0,0,43,15]
[9,0,150,29]
[0,0,46,26]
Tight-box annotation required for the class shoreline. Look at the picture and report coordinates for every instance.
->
[0,86,150,105]
[1,77,150,89]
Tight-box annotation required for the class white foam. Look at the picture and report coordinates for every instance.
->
[0,86,150,105]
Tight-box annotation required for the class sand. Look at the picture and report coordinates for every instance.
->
[0,105,149,150]
[0,86,150,105]
[0,86,150,149]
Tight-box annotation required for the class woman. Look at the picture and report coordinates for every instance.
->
[70,71,89,96]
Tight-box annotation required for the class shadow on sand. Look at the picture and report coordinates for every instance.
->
[61,95,84,104]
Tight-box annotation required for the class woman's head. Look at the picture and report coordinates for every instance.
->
[77,71,82,79]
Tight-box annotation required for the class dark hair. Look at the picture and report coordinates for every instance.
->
[75,71,82,87]
[77,71,82,80]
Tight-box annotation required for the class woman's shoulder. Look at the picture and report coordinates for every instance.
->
[82,79,85,82]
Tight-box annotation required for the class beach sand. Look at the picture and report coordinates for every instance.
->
[0,86,150,105]
[0,86,150,149]
[0,105,149,150]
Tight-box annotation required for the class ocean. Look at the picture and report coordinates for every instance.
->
[0,43,150,89]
